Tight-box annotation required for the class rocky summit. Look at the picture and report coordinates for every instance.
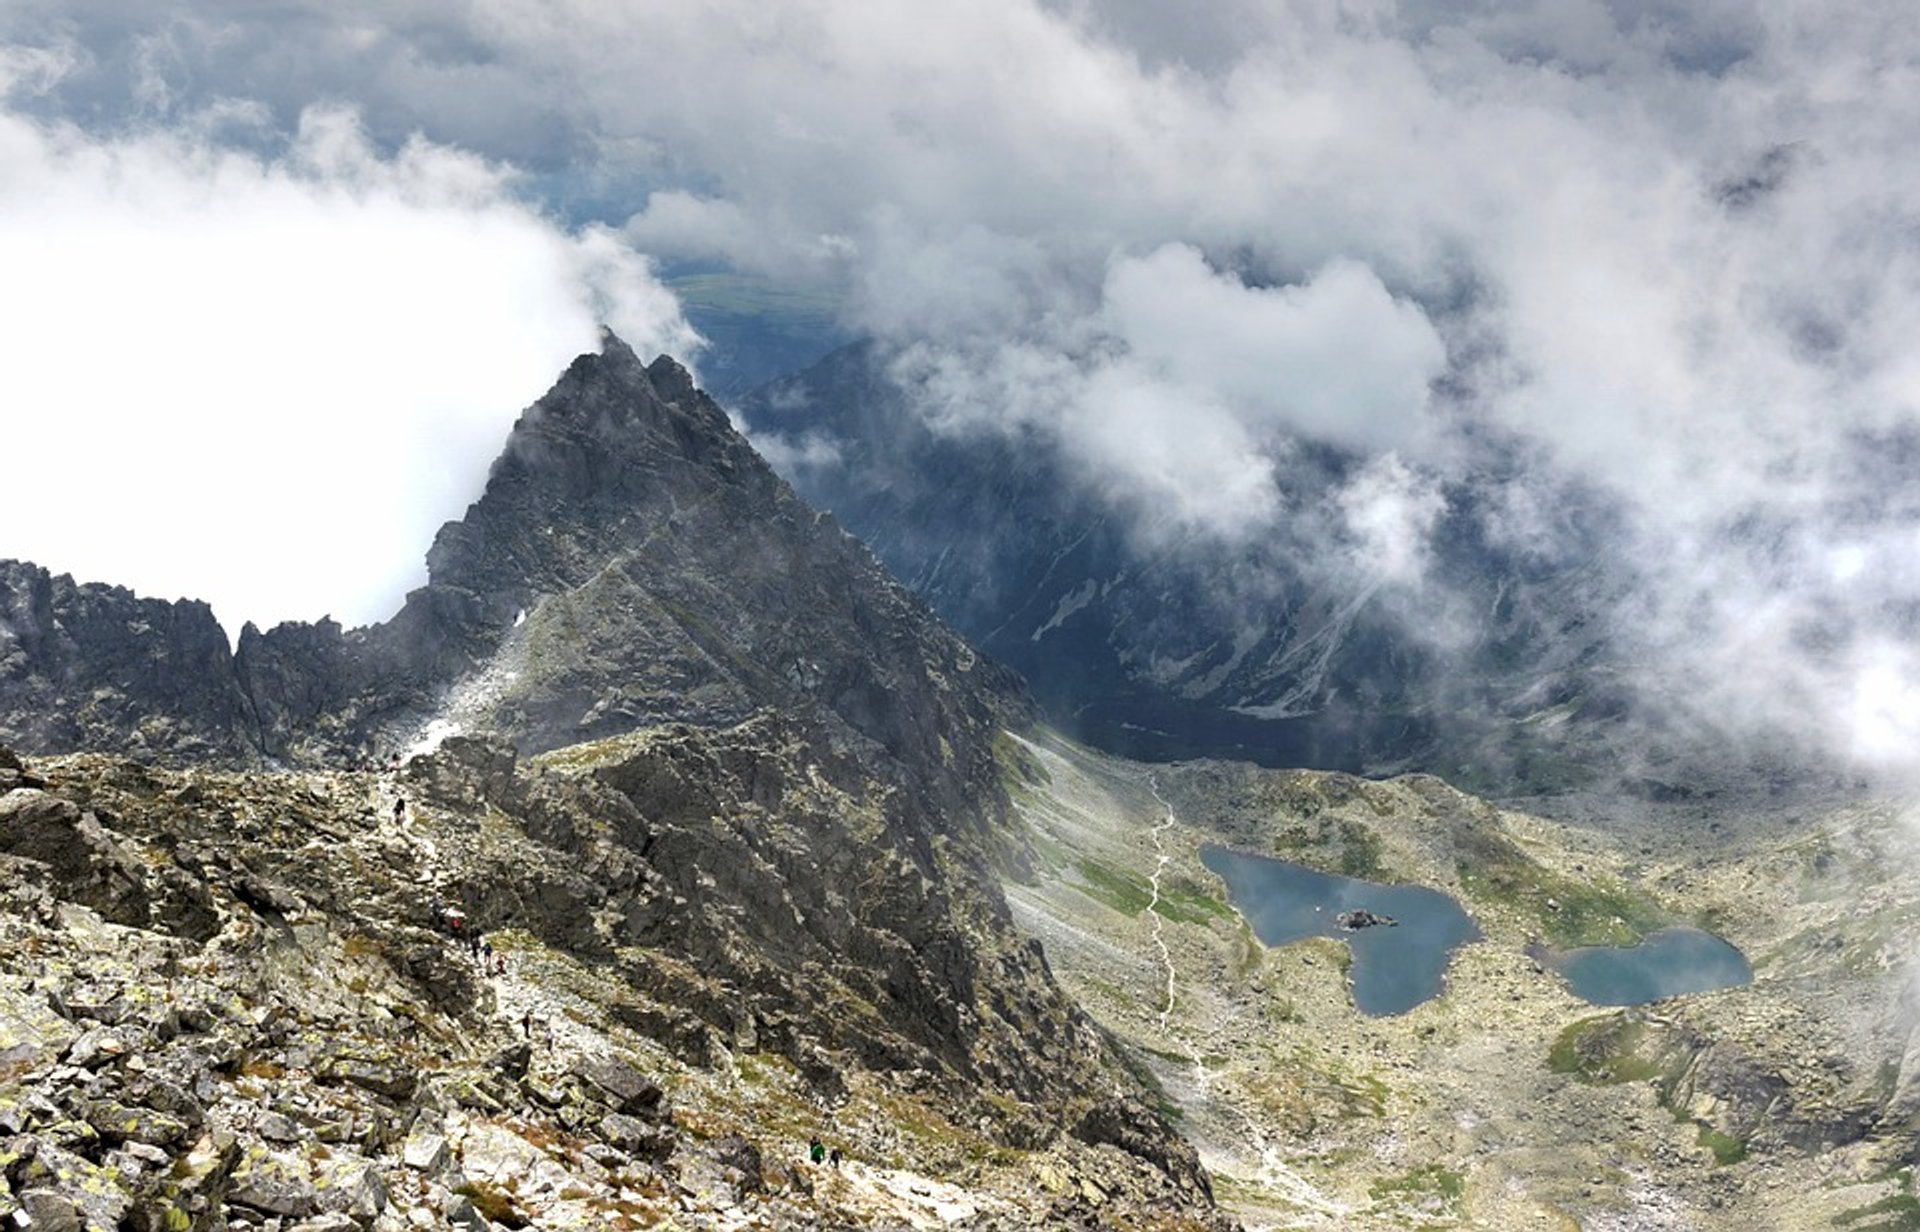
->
[0,338,1230,1229]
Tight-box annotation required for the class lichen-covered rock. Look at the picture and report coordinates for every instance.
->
[312,1154,387,1221]
[400,1131,449,1174]
[16,1189,84,1232]
[321,1052,418,1102]
[568,1054,664,1117]
[226,1146,317,1217]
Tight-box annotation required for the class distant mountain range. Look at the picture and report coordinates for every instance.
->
[734,342,1753,801]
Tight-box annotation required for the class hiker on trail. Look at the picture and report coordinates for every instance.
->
[493,954,506,977]
[829,1147,843,1169]
[521,1012,532,1039]
[480,937,493,961]
[809,1136,825,1165]
[393,797,406,822]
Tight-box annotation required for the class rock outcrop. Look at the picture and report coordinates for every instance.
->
[0,562,255,761]
[0,741,1230,1229]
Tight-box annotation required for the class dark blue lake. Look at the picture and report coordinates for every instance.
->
[1538,928,1751,1006]
[1199,844,1481,1016]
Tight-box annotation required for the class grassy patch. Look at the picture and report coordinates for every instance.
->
[454,1181,528,1228]
[1695,1123,1748,1167]
[1232,919,1265,980]
[1151,876,1237,926]
[992,731,1050,791]
[1548,1015,1666,1085]
[1267,816,1385,879]
[340,933,386,961]
[1456,829,1666,947]
[1024,830,1073,875]
[1337,1070,1390,1118]
[1075,860,1153,916]
[1368,1163,1467,1223]
[1836,1187,1920,1229]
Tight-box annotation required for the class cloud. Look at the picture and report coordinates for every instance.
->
[888,245,1447,544]
[0,101,696,635]
[1335,455,1449,590]
[1100,246,1447,459]
[15,0,1920,769]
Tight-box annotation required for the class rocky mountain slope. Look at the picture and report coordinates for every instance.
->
[0,736,1225,1229]
[0,565,253,763]
[997,728,1920,1229]
[0,337,1233,1228]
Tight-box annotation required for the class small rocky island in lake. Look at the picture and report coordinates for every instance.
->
[1336,909,1398,930]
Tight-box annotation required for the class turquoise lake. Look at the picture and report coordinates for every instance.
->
[1537,928,1752,1006]
[1199,844,1481,1016]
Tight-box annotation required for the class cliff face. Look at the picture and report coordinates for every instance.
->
[0,562,256,762]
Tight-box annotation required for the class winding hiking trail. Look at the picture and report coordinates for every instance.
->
[1143,775,1180,1031]
[1144,774,1346,1222]
[1145,774,1215,1100]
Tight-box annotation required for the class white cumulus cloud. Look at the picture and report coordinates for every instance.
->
[0,103,697,635]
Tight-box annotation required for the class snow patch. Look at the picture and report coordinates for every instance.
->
[1031,579,1098,641]
[406,718,461,758]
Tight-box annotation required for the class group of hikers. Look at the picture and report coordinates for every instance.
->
[442,907,508,976]
[438,907,561,1048]
[807,1135,844,1169]
[520,1010,556,1051]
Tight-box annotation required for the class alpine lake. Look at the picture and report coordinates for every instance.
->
[1200,845,1750,1015]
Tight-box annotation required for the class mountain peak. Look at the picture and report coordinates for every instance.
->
[645,352,698,405]
[596,324,638,361]
[591,326,701,408]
